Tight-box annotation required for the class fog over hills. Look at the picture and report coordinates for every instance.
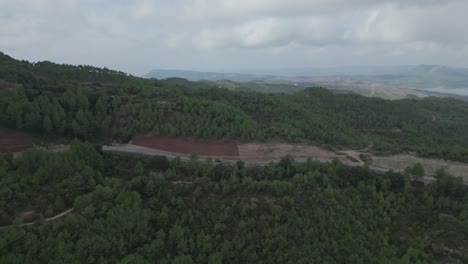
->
[145,65,414,80]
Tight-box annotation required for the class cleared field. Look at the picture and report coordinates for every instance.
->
[0,130,33,153]
[133,136,240,156]
[131,136,349,162]
[3,132,339,162]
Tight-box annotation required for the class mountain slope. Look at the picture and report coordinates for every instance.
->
[1,52,468,162]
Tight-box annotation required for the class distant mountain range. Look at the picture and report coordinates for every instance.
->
[144,66,419,80]
[144,65,468,97]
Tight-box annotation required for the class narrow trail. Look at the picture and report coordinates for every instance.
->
[337,150,365,165]
[103,144,332,166]
[171,181,194,185]
[0,208,74,230]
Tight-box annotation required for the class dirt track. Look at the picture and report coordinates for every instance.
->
[102,145,443,186]
[0,208,74,230]
[103,144,334,165]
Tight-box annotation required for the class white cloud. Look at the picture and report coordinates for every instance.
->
[183,0,456,22]
[351,2,468,45]
[189,1,468,49]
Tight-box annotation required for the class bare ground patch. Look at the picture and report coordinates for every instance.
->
[238,143,342,161]
[371,154,468,179]
[133,135,239,156]
[126,135,367,163]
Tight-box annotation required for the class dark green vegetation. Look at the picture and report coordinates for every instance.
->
[405,163,425,178]
[1,143,467,263]
[1,52,468,263]
[1,52,468,162]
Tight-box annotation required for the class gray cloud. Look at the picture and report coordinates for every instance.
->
[0,0,467,74]
[189,0,468,48]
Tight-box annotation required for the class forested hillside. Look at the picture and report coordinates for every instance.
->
[0,51,468,161]
[1,53,468,263]
[1,51,468,163]
[0,143,467,263]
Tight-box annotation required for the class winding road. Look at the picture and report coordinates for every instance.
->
[51,144,439,183]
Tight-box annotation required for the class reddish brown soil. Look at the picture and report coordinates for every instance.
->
[133,136,240,156]
[0,131,33,152]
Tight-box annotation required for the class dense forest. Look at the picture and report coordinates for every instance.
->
[0,142,467,263]
[1,52,468,263]
[1,52,468,162]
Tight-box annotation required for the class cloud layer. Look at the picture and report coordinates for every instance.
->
[0,0,467,74]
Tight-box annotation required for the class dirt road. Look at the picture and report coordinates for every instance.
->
[103,144,391,173]
[103,145,445,187]
[103,144,334,166]
[0,208,74,230]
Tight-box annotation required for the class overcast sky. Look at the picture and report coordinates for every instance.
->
[1,0,467,75]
